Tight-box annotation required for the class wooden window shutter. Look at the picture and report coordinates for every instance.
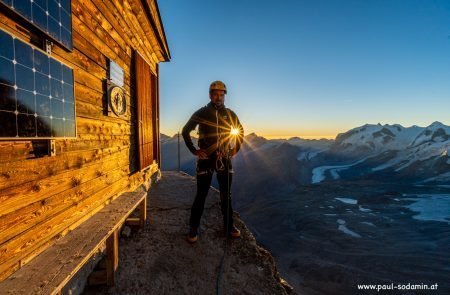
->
[135,51,157,171]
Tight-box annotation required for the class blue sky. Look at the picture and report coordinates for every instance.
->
[158,0,450,139]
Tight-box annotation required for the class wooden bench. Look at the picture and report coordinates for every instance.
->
[0,188,148,295]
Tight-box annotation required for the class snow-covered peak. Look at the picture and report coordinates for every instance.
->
[334,123,423,152]
[410,122,450,147]
[430,121,445,128]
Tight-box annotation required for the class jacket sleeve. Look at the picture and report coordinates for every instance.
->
[182,110,201,155]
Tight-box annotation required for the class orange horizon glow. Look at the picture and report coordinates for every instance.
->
[162,129,338,140]
[261,134,336,140]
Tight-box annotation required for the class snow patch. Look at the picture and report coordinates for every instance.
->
[297,150,325,161]
[358,206,371,212]
[360,221,376,227]
[336,219,361,238]
[335,197,358,205]
[337,219,346,225]
[403,194,450,223]
[421,171,450,183]
[312,156,372,183]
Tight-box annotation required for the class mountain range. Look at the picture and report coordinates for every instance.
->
[160,122,450,294]
[161,121,450,186]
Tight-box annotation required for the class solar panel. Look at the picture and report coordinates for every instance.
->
[0,28,75,139]
[0,0,72,50]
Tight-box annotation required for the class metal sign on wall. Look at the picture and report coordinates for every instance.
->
[109,60,124,87]
[107,59,126,117]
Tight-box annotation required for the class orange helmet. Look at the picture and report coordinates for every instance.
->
[209,80,227,94]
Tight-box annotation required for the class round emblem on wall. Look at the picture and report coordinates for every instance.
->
[109,86,126,116]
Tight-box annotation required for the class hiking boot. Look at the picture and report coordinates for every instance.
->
[227,225,241,238]
[187,226,198,243]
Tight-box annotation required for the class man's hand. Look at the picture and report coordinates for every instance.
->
[195,149,208,159]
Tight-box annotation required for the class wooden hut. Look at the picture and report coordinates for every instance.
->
[0,0,170,289]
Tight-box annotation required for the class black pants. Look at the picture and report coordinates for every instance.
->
[189,155,234,231]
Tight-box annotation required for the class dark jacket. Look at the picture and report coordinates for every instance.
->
[182,102,244,157]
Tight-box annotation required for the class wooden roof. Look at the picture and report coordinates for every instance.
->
[141,0,171,62]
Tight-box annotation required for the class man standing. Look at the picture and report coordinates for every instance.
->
[182,80,244,243]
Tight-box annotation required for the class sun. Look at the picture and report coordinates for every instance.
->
[230,127,240,136]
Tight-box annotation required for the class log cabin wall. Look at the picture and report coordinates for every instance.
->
[0,0,170,280]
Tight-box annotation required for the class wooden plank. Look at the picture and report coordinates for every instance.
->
[0,162,129,245]
[0,144,130,191]
[55,135,134,153]
[76,117,132,136]
[72,3,131,69]
[129,0,164,63]
[0,141,35,163]
[0,189,147,294]
[0,169,130,268]
[75,81,137,112]
[106,228,119,286]
[90,0,150,61]
[146,0,171,60]
[0,171,142,280]
[109,0,158,72]
[0,162,155,282]
[0,153,129,234]
[0,134,132,164]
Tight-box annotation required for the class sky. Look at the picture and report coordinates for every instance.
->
[157,0,450,139]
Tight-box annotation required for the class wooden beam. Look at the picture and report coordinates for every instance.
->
[106,229,119,286]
